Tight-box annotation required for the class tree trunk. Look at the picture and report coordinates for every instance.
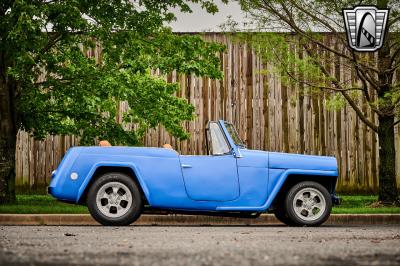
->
[375,0,398,204]
[377,115,399,204]
[0,76,17,204]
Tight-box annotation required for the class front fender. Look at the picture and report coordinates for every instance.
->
[264,169,338,210]
[76,161,151,203]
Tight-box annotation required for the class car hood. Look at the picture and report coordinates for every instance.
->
[269,151,337,171]
[237,149,337,171]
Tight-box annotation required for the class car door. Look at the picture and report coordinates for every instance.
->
[179,122,240,201]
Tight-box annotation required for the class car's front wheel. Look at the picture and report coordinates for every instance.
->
[87,172,142,226]
[284,181,332,226]
[274,207,296,226]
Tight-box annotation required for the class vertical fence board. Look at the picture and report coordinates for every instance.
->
[14,33,400,192]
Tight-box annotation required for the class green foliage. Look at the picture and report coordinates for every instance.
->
[1,0,225,145]
[325,93,347,111]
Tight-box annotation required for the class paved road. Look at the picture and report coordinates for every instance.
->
[1,225,399,265]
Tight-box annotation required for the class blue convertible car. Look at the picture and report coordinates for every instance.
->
[49,120,340,226]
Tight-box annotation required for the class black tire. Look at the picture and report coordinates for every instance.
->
[284,181,332,226]
[87,172,143,226]
[274,207,296,226]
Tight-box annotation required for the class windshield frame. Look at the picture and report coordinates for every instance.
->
[223,122,246,148]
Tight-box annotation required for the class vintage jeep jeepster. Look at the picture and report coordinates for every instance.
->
[49,120,340,226]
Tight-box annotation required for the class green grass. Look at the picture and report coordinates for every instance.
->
[0,195,88,214]
[0,195,399,214]
[332,195,400,214]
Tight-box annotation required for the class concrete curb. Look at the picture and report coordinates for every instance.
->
[0,214,399,226]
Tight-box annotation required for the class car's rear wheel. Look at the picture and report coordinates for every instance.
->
[87,172,142,226]
[284,181,332,226]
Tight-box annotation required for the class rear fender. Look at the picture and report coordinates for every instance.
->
[76,161,150,203]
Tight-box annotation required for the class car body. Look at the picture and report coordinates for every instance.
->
[49,120,340,226]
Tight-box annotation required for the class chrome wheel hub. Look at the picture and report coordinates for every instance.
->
[96,182,132,218]
[293,187,326,221]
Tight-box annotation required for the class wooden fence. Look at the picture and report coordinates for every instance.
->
[15,33,400,192]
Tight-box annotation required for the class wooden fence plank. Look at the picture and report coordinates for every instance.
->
[14,33,400,192]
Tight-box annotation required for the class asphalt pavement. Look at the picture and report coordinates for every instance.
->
[1,225,399,265]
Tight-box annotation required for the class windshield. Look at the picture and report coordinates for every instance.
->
[224,122,245,148]
[207,122,231,155]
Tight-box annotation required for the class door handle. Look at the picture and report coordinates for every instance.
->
[181,164,192,168]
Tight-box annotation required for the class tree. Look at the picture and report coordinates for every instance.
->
[235,0,399,204]
[0,0,225,203]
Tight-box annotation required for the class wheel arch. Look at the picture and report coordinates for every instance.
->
[270,170,338,210]
[77,162,150,205]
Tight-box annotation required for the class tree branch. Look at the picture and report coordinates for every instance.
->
[389,45,400,67]
[40,33,63,54]
[301,44,379,132]
[259,0,380,73]
[393,119,400,127]
[388,15,400,27]
[355,74,382,116]
[262,30,379,131]
[350,50,380,91]
[289,1,339,33]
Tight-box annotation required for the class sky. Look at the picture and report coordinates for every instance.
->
[168,1,246,32]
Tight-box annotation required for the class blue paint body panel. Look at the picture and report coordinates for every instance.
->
[49,120,339,212]
[179,155,240,201]
[268,152,337,171]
